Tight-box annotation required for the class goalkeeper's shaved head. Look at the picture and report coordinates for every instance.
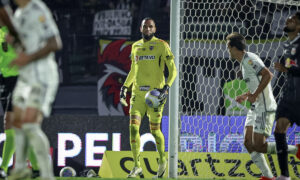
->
[226,32,246,51]
[140,17,156,41]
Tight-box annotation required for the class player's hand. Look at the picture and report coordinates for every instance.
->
[9,52,30,68]
[247,93,258,103]
[235,92,249,104]
[120,86,128,107]
[157,85,169,105]
[5,34,23,52]
[274,62,288,72]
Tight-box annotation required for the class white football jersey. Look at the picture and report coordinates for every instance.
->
[241,52,277,111]
[12,0,60,83]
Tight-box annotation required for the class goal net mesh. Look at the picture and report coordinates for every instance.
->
[177,0,300,158]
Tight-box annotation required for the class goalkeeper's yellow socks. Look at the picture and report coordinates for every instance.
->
[130,124,141,167]
[29,146,39,171]
[151,129,166,163]
[0,129,15,173]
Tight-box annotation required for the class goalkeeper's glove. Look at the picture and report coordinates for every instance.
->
[157,85,169,105]
[120,86,128,107]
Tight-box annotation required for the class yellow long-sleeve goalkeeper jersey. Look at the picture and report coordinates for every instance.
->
[124,36,177,92]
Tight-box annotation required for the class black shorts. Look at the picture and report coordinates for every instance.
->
[275,98,300,126]
[0,75,18,112]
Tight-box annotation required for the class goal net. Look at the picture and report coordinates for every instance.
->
[172,0,300,178]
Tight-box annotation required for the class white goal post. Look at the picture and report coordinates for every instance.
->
[169,0,300,179]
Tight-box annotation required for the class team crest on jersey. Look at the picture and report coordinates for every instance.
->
[39,15,46,23]
[248,60,253,65]
[149,46,154,50]
[291,47,296,55]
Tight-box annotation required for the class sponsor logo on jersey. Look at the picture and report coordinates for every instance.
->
[149,46,154,50]
[291,47,296,55]
[136,55,155,61]
[285,58,298,68]
[139,86,150,91]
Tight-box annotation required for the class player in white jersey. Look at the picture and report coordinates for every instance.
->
[226,32,278,180]
[7,0,62,180]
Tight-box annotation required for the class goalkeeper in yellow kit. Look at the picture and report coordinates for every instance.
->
[120,17,177,178]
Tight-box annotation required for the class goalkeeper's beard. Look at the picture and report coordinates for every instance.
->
[283,26,295,33]
[142,33,154,41]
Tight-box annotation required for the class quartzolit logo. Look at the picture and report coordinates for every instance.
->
[117,154,300,178]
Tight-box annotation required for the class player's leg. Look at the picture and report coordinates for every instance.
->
[128,93,145,178]
[28,146,40,178]
[129,115,142,168]
[7,78,34,180]
[245,125,272,178]
[245,110,274,179]
[0,111,15,177]
[22,80,58,180]
[0,76,16,177]
[274,117,291,179]
[21,107,54,179]
[147,104,166,178]
[8,105,32,180]
[252,133,275,179]
[149,122,166,163]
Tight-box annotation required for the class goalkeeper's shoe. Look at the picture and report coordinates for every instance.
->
[259,176,276,180]
[127,167,144,178]
[153,160,167,179]
[8,168,31,180]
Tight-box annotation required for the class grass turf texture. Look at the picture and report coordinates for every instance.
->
[21,178,247,180]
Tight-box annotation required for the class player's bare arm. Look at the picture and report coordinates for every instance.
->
[10,36,62,67]
[248,67,273,103]
[274,62,288,73]
[235,91,250,104]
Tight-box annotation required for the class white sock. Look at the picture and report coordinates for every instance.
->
[267,142,296,154]
[250,151,273,178]
[23,123,54,178]
[13,127,28,170]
